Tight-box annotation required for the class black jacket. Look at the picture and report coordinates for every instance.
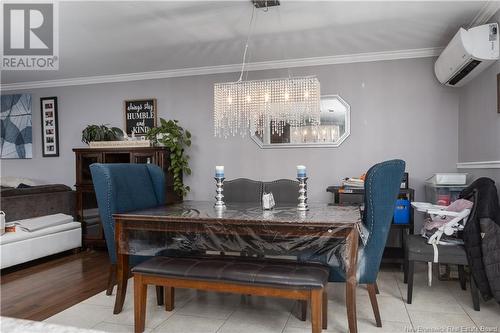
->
[460,177,500,303]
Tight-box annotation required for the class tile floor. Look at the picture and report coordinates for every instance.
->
[44,265,500,333]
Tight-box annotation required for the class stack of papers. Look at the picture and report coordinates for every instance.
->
[15,214,73,232]
[342,177,364,188]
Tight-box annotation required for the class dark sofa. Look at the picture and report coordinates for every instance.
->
[1,184,76,222]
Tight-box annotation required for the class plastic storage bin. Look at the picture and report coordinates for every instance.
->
[425,173,469,205]
[430,173,467,185]
[426,186,466,205]
[393,199,410,224]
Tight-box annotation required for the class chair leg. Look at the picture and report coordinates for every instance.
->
[427,262,432,287]
[407,260,414,304]
[156,286,164,306]
[403,229,408,284]
[106,264,116,296]
[299,300,307,321]
[367,284,382,327]
[134,274,147,333]
[322,290,328,329]
[310,289,323,333]
[470,275,480,311]
[458,265,466,290]
[374,282,380,294]
[165,287,175,311]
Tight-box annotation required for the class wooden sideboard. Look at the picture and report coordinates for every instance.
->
[73,147,181,248]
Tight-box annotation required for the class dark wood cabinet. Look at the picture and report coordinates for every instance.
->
[73,147,180,248]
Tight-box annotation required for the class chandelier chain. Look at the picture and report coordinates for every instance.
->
[238,5,257,82]
[214,2,321,139]
[276,5,293,79]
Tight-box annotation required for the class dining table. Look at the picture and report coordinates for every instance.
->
[113,201,362,333]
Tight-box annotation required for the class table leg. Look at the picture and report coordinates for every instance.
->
[114,222,129,314]
[346,227,359,333]
[114,252,129,314]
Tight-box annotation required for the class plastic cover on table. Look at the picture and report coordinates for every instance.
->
[117,202,364,275]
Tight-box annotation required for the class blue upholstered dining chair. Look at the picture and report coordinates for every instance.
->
[90,163,166,303]
[300,159,405,328]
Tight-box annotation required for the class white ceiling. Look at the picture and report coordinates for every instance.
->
[1,1,496,86]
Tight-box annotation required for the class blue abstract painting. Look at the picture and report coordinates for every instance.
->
[1,94,32,159]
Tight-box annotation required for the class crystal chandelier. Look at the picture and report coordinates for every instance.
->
[214,77,320,138]
[213,2,321,138]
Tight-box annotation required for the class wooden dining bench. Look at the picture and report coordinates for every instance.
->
[132,256,330,333]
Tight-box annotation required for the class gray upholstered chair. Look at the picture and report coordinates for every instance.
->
[405,184,481,311]
[224,178,298,206]
[224,178,262,203]
[405,235,480,310]
[263,179,299,206]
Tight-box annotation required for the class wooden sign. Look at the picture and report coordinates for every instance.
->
[124,98,157,136]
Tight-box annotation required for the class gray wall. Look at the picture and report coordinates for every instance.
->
[458,52,500,162]
[2,57,459,204]
[457,13,500,189]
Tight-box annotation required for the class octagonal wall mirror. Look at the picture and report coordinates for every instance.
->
[251,94,351,148]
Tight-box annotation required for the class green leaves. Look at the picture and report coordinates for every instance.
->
[145,118,192,198]
[81,124,124,144]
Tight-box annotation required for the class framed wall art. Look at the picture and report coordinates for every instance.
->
[0,94,32,159]
[40,97,59,157]
[497,73,500,114]
[124,98,157,136]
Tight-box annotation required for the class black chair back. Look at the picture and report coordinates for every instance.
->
[224,178,262,203]
[263,179,299,206]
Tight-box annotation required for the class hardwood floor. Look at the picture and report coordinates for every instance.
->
[1,250,110,321]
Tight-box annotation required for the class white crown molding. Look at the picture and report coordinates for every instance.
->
[457,161,500,169]
[0,47,442,91]
[468,1,500,28]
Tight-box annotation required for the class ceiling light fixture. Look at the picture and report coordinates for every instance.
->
[213,1,321,138]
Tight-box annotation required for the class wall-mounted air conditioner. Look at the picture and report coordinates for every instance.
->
[434,23,499,87]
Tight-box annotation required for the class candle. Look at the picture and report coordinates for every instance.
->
[297,165,306,178]
[215,166,224,178]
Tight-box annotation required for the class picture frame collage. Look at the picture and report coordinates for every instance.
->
[41,97,59,157]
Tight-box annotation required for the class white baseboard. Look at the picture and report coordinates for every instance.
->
[456,161,500,169]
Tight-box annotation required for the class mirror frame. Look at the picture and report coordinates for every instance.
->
[251,94,351,149]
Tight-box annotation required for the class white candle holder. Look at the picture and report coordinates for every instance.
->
[214,177,226,209]
[297,176,309,211]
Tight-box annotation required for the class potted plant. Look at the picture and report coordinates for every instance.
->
[81,124,124,144]
[146,118,192,197]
